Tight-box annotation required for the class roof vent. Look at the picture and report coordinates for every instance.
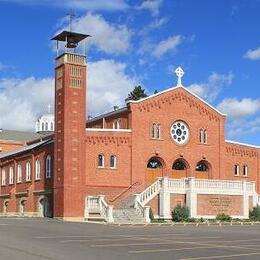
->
[114,106,119,111]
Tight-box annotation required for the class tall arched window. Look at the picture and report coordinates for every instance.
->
[17,164,22,183]
[234,164,239,176]
[199,129,203,144]
[35,160,41,180]
[1,169,6,186]
[110,155,117,168]
[243,165,248,176]
[113,120,120,129]
[203,129,208,144]
[9,167,14,185]
[147,158,162,169]
[172,160,187,170]
[46,155,51,178]
[50,122,54,131]
[45,122,48,131]
[152,123,156,138]
[98,154,105,168]
[196,161,208,172]
[152,123,161,139]
[41,122,44,131]
[26,162,31,181]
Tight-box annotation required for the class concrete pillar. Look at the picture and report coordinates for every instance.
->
[144,206,151,223]
[159,177,171,219]
[107,206,114,223]
[242,181,249,218]
[186,177,197,218]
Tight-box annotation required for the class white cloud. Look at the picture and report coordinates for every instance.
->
[152,35,183,58]
[0,0,129,11]
[58,13,132,55]
[136,0,163,16]
[217,98,260,118]
[139,17,168,35]
[88,59,136,116]
[0,63,4,71]
[0,59,136,130]
[0,77,54,131]
[187,72,234,103]
[244,47,260,60]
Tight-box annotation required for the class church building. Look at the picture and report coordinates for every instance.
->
[0,31,259,222]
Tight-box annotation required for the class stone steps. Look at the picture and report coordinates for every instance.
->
[113,208,146,224]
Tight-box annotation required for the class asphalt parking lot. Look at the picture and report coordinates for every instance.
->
[1,219,260,259]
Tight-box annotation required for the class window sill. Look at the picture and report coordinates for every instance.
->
[110,167,117,170]
[25,180,31,183]
[35,179,41,182]
[17,182,22,184]
[97,167,105,169]
[150,138,164,141]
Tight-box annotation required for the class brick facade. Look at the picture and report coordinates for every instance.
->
[0,52,259,219]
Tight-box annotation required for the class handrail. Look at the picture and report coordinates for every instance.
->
[109,181,141,203]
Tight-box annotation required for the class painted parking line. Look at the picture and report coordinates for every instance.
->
[0,224,8,226]
[128,243,260,254]
[90,236,223,248]
[35,233,190,239]
[61,235,222,243]
[179,252,260,260]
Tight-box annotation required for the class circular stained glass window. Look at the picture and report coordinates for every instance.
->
[170,121,189,145]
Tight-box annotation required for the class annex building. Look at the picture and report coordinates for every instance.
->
[0,31,259,223]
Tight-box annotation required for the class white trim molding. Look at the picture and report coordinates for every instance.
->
[226,140,260,149]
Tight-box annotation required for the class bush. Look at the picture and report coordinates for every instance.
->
[172,205,189,222]
[216,213,232,222]
[249,206,260,221]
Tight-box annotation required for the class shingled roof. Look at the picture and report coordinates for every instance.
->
[0,129,51,143]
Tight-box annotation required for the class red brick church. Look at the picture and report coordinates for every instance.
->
[0,31,259,222]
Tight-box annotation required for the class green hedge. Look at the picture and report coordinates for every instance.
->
[249,206,260,221]
[216,213,232,222]
[172,205,189,222]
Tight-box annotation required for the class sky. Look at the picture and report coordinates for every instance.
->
[0,0,259,145]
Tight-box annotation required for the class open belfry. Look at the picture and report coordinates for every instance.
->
[0,29,259,223]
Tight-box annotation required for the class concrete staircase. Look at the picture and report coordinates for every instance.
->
[113,208,146,224]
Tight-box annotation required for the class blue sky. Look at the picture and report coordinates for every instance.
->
[0,0,259,145]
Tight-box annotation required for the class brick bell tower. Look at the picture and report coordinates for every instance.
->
[52,31,90,220]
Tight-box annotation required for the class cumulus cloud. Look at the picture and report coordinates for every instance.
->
[136,0,163,16]
[88,59,136,117]
[152,35,183,58]
[0,59,136,130]
[0,0,129,11]
[244,47,260,60]
[217,98,260,118]
[187,72,234,103]
[0,77,54,131]
[58,13,132,55]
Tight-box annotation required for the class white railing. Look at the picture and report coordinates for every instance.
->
[168,178,186,192]
[246,182,255,193]
[194,179,243,192]
[85,195,114,222]
[138,178,162,206]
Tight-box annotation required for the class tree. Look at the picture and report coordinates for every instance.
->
[125,85,148,102]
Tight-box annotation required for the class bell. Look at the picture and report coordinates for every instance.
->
[66,37,78,48]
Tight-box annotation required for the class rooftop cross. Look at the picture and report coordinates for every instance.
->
[67,9,75,32]
[175,66,185,86]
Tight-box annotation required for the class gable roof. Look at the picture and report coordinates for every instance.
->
[225,140,260,149]
[0,129,50,143]
[0,139,53,160]
[127,85,227,117]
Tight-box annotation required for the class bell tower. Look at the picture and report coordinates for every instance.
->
[52,31,90,220]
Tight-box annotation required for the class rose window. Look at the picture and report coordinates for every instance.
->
[170,121,189,145]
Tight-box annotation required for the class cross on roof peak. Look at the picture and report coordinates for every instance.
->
[175,66,185,86]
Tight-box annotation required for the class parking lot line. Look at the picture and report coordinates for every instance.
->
[180,252,260,260]
[128,243,260,254]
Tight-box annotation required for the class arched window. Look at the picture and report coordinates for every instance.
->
[17,164,22,183]
[110,155,117,168]
[199,129,203,144]
[234,164,239,176]
[1,168,6,186]
[50,122,54,131]
[98,154,105,168]
[45,122,48,131]
[46,155,51,178]
[243,165,248,176]
[147,158,162,169]
[152,123,161,139]
[196,161,208,172]
[9,167,14,185]
[41,122,44,131]
[172,160,187,170]
[203,129,208,144]
[26,162,31,181]
[35,160,41,180]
